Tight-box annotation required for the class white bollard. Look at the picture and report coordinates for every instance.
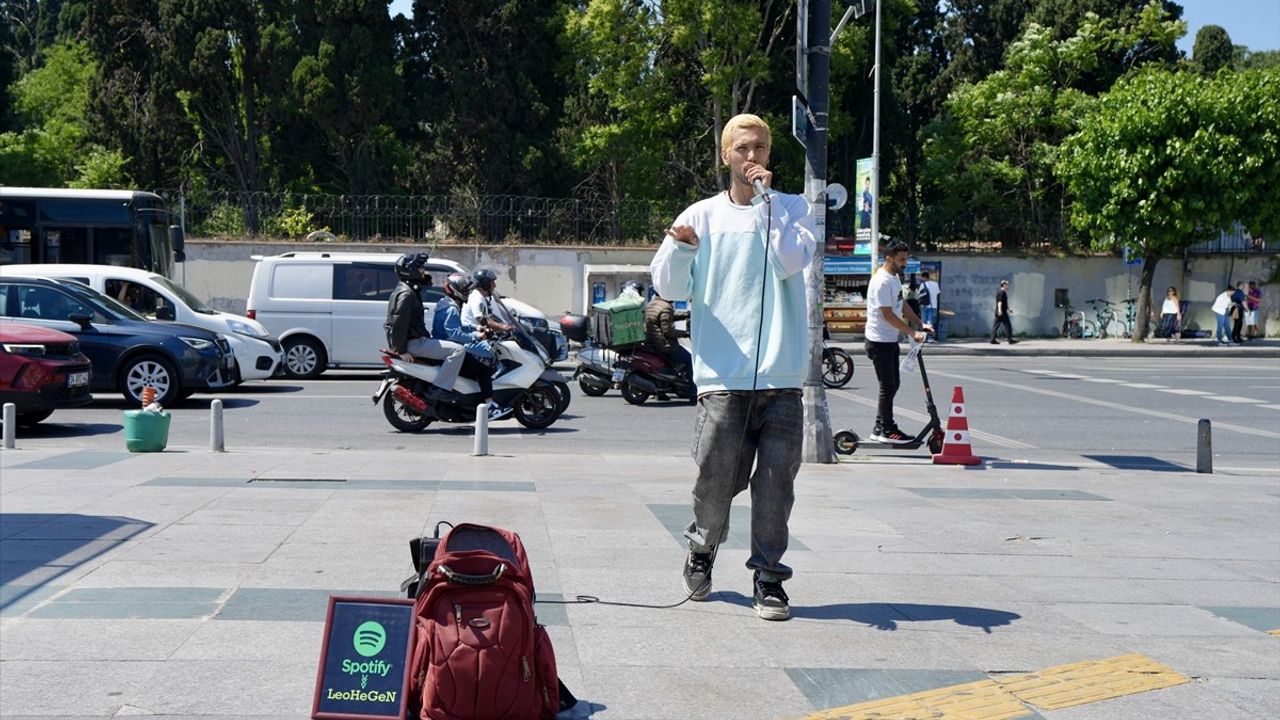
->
[210,399,225,452]
[473,403,489,456]
[2,403,15,449]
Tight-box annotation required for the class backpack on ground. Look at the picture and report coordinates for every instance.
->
[407,523,561,720]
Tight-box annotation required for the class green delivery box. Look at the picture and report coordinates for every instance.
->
[592,295,646,349]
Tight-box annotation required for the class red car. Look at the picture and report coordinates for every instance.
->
[0,320,93,425]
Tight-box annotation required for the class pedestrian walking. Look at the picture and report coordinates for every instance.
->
[1211,286,1234,345]
[903,273,922,320]
[990,280,1018,344]
[1245,280,1263,339]
[650,113,817,622]
[1160,287,1182,342]
[865,240,930,444]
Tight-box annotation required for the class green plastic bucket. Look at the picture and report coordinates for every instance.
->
[123,410,171,452]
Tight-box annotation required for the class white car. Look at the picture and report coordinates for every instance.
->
[245,252,565,378]
[0,264,282,382]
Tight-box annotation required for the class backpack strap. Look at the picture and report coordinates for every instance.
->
[558,679,578,711]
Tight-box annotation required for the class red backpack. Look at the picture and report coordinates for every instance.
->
[408,523,559,720]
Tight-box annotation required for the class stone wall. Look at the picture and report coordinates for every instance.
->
[179,241,1278,337]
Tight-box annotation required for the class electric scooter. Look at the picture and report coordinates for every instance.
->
[833,337,945,456]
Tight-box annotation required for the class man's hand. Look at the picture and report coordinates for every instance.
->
[744,162,773,191]
[666,225,699,247]
[912,331,926,344]
[922,323,935,335]
[400,352,415,363]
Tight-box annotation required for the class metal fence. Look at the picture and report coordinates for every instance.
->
[154,190,686,246]
[1185,222,1273,255]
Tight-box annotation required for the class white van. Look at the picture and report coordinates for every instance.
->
[246,252,564,378]
[0,264,282,382]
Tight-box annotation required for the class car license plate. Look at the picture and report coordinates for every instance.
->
[67,371,89,387]
[611,369,625,383]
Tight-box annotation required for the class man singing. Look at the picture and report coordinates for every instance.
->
[650,113,816,621]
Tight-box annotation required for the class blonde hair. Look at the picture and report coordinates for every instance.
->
[720,114,772,153]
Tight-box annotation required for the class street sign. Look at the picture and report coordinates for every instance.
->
[796,0,809,96]
[826,183,848,210]
[792,95,810,148]
[313,596,415,720]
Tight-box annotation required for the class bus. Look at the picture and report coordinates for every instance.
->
[0,187,184,277]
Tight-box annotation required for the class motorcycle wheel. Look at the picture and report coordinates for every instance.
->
[578,375,609,397]
[513,383,561,429]
[620,382,650,405]
[822,347,855,389]
[551,380,572,414]
[382,390,433,433]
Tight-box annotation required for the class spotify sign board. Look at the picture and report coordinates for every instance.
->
[312,596,415,720]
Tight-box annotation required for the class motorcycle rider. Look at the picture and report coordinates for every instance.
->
[463,269,516,334]
[384,252,465,398]
[642,284,691,374]
[433,272,506,420]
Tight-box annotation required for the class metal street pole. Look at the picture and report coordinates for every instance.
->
[870,0,882,268]
[802,0,835,463]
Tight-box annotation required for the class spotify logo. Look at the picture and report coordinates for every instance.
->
[352,621,387,657]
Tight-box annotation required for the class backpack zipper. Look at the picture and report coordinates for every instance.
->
[521,655,530,681]
[454,603,462,627]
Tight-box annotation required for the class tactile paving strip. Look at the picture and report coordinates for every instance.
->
[795,654,1188,720]
[995,653,1189,711]
[799,679,1033,720]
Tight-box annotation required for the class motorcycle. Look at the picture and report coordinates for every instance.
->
[372,320,569,431]
[572,338,619,397]
[613,346,696,405]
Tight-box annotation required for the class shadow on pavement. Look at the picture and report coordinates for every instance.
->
[0,513,154,612]
[1082,454,1188,473]
[17,422,121,438]
[716,593,1021,633]
[91,397,260,410]
[985,461,1081,471]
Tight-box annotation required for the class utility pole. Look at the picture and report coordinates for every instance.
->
[870,0,882,268]
[800,0,835,463]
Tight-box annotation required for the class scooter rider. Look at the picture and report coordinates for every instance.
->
[384,252,466,398]
[642,284,691,373]
[463,269,516,334]
[865,240,931,444]
[433,272,505,420]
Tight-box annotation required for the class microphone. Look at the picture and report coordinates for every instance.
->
[753,179,771,203]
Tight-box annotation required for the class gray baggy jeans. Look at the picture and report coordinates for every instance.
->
[406,337,465,391]
[684,389,802,582]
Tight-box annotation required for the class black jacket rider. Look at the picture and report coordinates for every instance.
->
[385,280,430,354]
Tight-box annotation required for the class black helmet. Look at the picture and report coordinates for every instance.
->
[473,268,498,292]
[395,252,431,282]
[621,280,645,296]
[444,272,474,301]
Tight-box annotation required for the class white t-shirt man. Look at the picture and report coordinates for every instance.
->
[865,268,903,342]
[462,289,515,328]
[1211,290,1232,315]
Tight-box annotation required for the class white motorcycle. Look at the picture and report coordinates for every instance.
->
[372,320,568,431]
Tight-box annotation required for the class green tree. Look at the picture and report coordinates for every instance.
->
[83,0,192,188]
[292,0,406,194]
[920,3,1184,250]
[1192,24,1232,74]
[405,0,570,198]
[1058,68,1280,341]
[0,40,131,187]
[159,0,300,228]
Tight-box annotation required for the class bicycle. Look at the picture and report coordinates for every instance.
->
[1060,302,1095,339]
[1086,298,1125,339]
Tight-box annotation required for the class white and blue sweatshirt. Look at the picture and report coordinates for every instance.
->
[649,190,817,393]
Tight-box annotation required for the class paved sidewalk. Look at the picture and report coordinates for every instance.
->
[830,336,1280,358]
[1,442,1277,719]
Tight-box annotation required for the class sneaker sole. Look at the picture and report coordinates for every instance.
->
[753,601,790,621]
[682,576,711,601]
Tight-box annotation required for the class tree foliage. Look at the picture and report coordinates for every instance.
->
[1058,67,1280,337]
[1192,24,1232,74]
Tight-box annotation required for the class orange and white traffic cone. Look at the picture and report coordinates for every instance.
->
[933,386,982,465]
[141,386,157,408]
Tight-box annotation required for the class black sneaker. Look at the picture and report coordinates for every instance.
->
[878,427,914,445]
[682,551,713,601]
[753,574,790,621]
